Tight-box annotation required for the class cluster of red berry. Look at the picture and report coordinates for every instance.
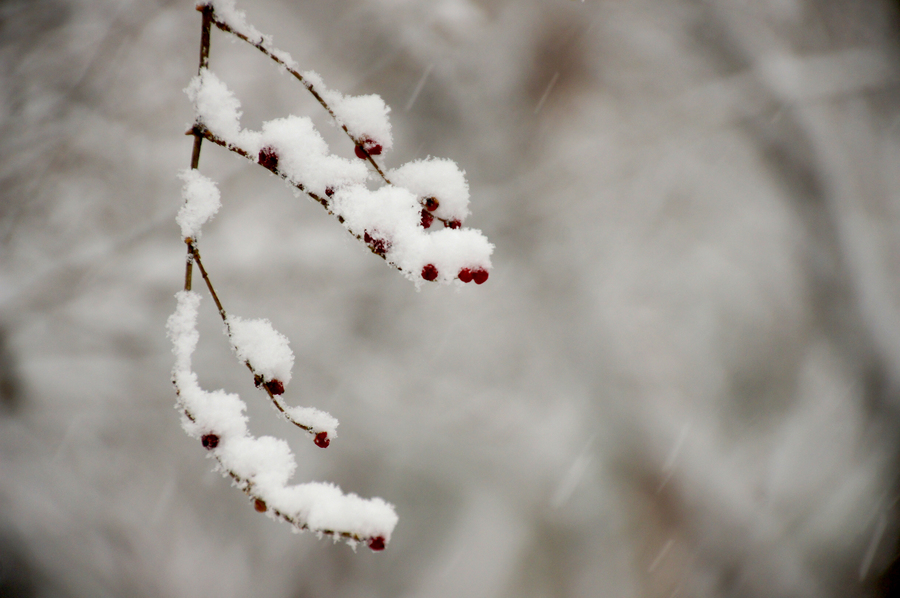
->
[419,264,489,284]
[255,141,490,287]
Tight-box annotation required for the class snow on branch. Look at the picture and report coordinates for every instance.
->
[185,241,337,443]
[169,0,495,552]
[185,66,493,286]
[167,291,396,548]
[177,168,221,241]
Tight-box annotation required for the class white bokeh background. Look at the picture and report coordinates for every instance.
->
[3,0,900,596]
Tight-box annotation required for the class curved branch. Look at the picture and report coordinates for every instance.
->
[188,124,460,241]
[173,390,385,550]
[187,240,328,439]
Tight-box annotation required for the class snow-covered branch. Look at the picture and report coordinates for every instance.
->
[168,0,495,551]
[185,62,493,285]
[167,290,395,549]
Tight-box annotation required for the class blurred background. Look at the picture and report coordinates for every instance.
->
[3,0,900,596]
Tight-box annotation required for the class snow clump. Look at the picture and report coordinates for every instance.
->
[176,169,221,240]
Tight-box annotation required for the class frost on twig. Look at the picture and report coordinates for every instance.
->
[170,0,495,551]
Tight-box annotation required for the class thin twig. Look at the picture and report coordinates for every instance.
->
[189,125,331,212]
[188,241,317,435]
[188,125,457,251]
[198,5,212,72]
[220,457,373,544]
[172,395,375,545]
[185,5,214,293]
[202,8,391,183]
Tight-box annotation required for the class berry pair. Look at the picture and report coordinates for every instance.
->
[354,138,383,159]
[419,209,461,230]
[457,268,488,284]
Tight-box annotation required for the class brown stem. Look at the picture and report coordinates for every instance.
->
[184,250,194,292]
[198,5,212,72]
[188,125,450,268]
[188,241,318,435]
[187,241,226,321]
[220,459,375,545]
[185,6,213,292]
[206,12,391,183]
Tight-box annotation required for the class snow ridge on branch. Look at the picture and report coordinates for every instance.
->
[167,291,395,548]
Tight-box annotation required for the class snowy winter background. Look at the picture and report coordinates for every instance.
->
[3,0,900,596]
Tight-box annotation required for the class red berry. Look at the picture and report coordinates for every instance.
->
[424,197,439,211]
[368,536,386,551]
[420,209,433,229]
[421,264,438,281]
[325,187,334,197]
[472,268,489,284]
[258,146,278,171]
[356,139,383,158]
[254,498,267,513]
[447,220,461,229]
[264,379,284,395]
[314,431,330,448]
[201,434,219,450]
[364,231,390,255]
[458,268,473,283]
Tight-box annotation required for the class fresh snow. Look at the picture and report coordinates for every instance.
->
[186,68,493,285]
[176,169,221,240]
[389,157,471,222]
[301,70,393,152]
[226,314,294,386]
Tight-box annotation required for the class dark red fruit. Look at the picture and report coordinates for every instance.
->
[314,431,330,448]
[325,187,334,197]
[355,139,383,159]
[472,268,489,284]
[264,379,285,395]
[364,231,390,255]
[201,434,219,450]
[424,197,439,211]
[368,536,386,551]
[458,268,473,283]
[421,264,439,281]
[447,220,461,229]
[420,209,434,229]
[254,498,267,513]
[258,146,278,171]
